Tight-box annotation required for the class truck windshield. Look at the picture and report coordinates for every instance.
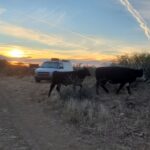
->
[41,62,59,68]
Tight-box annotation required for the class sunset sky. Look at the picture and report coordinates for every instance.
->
[0,0,150,65]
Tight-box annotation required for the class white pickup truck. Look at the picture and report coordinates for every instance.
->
[34,59,73,82]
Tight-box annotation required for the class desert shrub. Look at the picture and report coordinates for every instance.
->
[4,65,32,76]
[0,59,9,68]
[116,53,150,80]
[0,59,33,76]
[63,98,111,127]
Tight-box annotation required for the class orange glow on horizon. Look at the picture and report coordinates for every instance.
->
[0,45,117,63]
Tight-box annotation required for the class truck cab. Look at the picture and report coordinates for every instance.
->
[34,59,73,82]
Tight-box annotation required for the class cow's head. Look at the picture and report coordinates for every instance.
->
[83,67,91,76]
[78,68,91,79]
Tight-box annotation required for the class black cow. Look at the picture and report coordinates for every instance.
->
[48,68,90,97]
[95,66,143,94]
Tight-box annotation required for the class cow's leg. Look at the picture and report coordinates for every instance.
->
[79,84,82,91]
[116,83,125,94]
[79,84,82,98]
[73,85,76,91]
[100,81,109,93]
[126,83,131,94]
[96,80,100,95]
[79,84,82,100]
[48,83,56,97]
[56,84,61,94]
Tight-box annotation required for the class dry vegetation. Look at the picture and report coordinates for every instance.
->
[45,77,150,149]
[1,53,150,149]
[0,59,33,76]
[115,53,150,81]
[2,75,150,149]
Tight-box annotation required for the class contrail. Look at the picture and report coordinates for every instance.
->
[26,15,97,42]
[120,0,150,40]
[13,10,106,45]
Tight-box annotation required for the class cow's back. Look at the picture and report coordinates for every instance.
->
[52,71,77,84]
[96,67,137,83]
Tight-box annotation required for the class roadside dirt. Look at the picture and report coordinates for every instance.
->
[0,76,102,150]
[1,76,150,150]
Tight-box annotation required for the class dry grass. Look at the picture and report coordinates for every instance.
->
[0,59,33,77]
[44,75,150,149]
[1,56,150,149]
[1,74,150,149]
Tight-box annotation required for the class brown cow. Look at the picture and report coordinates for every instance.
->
[48,68,90,97]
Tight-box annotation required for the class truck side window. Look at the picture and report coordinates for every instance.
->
[59,63,63,69]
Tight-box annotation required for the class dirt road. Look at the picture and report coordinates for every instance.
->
[0,77,100,150]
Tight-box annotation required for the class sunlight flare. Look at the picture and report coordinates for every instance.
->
[9,49,24,58]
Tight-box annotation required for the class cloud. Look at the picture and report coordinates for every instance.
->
[20,10,109,48]
[0,21,82,49]
[0,41,149,65]
[0,9,149,62]
[120,0,150,40]
[0,7,6,15]
[30,8,66,26]
[0,20,118,54]
[3,7,143,55]
[22,8,150,56]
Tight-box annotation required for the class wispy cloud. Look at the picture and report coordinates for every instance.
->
[0,7,6,15]
[0,19,111,53]
[29,8,67,26]
[120,0,150,40]
[0,41,149,64]
[19,9,107,47]
[12,8,139,54]
[0,44,115,62]
[0,7,149,62]
[37,19,98,44]
[0,21,82,49]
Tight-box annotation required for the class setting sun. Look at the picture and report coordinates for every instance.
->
[9,49,24,58]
